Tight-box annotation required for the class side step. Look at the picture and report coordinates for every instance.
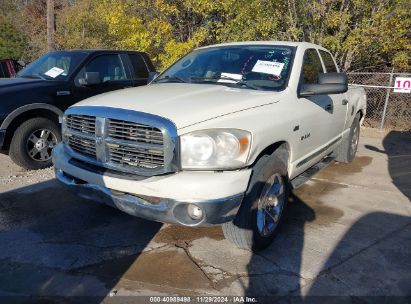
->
[290,156,335,189]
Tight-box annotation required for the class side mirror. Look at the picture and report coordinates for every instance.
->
[299,72,348,97]
[148,71,160,84]
[83,72,101,86]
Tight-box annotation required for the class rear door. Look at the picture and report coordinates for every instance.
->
[296,48,335,160]
[72,53,134,102]
[319,50,348,135]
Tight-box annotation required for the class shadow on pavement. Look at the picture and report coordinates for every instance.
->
[243,192,411,302]
[244,130,411,302]
[365,130,411,200]
[0,179,162,301]
[244,207,411,302]
[305,212,411,299]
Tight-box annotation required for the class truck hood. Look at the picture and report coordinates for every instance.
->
[75,83,282,129]
[0,77,44,88]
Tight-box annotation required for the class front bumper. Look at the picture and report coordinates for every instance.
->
[52,144,251,226]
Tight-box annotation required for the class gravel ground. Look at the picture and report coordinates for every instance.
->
[0,155,54,192]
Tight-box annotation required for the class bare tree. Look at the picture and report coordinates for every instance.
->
[47,0,54,51]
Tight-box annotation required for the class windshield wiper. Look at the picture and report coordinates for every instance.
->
[19,74,46,80]
[155,75,187,83]
[190,76,262,91]
[220,75,263,91]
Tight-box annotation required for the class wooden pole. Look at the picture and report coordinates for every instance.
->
[47,0,55,51]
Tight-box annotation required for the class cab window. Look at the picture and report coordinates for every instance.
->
[129,54,148,79]
[75,54,126,85]
[319,50,338,72]
[0,62,6,78]
[301,49,324,84]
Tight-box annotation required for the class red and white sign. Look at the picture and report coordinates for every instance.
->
[394,77,411,93]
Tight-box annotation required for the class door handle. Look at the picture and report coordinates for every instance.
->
[342,99,349,105]
[325,104,332,111]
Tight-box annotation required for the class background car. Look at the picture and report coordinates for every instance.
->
[0,50,156,169]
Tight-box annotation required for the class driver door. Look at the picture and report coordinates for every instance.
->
[72,54,133,102]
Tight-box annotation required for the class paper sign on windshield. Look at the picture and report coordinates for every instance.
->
[44,67,65,78]
[252,60,284,76]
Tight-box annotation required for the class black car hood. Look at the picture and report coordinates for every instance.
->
[0,78,44,88]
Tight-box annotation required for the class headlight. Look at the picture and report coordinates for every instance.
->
[180,129,251,169]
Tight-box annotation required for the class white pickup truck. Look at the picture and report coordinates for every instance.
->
[52,41,366,251]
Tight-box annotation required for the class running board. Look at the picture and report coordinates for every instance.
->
[290,156,335,189]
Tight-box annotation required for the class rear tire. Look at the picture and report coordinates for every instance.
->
[9,117,61,170]
[335,113,360,163]
[222,151,289,251]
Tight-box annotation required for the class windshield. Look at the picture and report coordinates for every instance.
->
[17,51,87,81]
[155,45,295,91]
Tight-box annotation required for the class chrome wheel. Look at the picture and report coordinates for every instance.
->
[351,124,359,154]
[256,173,285,237]
[26,129,58,161]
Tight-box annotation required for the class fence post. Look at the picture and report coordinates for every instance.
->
[380,69,394,129]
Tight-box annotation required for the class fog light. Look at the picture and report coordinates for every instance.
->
[187,204,203,220]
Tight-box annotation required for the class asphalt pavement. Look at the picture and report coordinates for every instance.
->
[0,128,410,302]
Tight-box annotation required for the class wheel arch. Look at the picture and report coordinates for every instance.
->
[1,104,63,151]
[250,141,291,173]
[357,108,365,124]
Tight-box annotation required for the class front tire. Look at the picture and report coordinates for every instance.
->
[222,151,289,251]
[9,117,61,170]
[335,113,360,163]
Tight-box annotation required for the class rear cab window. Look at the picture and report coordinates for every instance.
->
[129,54,149,79]
[319,50,338,73]
[0,62,5,78]
[0,62,10,78]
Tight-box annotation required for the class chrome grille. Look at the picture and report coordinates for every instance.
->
[62,107,177,176]
[66,115,96,134]
[108,145,164,169]
[107,118,164,170]
[67,135,96,158]
[108,119,163,144]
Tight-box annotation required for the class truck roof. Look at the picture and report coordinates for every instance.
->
[50,49,148,55]
[197,41,329,51]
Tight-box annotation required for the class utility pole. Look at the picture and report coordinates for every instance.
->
[47,0,55,51]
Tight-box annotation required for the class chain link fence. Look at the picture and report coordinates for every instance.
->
[347,72,411,131]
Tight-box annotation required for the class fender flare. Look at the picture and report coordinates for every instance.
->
[0,103,64,129]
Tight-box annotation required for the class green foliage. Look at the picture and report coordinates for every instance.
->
[0,16,27,59]
[55,0,111,50]
[0,0,29,61]
[4,0,411,71]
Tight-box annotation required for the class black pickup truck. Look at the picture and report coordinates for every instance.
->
[0,50,155,169]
